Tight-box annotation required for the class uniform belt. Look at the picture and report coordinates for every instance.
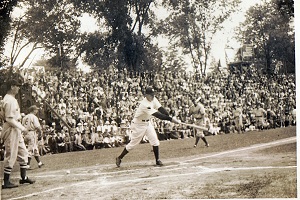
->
[195,118,202,119]
[132,119,149,123]
[4,119,21,122]
[256,116,262,117]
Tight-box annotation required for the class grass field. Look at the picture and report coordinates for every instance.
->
[1,126,297,199]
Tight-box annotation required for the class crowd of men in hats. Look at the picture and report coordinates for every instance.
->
[0,64,296,157]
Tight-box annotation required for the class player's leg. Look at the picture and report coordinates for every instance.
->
[194,135,200,147]
[18,141,35,184]
[116,123,146,167]
[26,146,33,169]
[201,134,209,147]
[2,133,18,189]
[145,124,162,166]
[194,130,209,147]
[33,147,44,168]
[25,134,34,167]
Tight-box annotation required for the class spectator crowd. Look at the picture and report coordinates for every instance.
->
[0,64,296,157]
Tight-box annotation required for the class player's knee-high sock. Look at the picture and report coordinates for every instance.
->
[27,157,31,165]
[118,148,128,159]
[195,136,200,146]
[4,173,10,185]
[153,146,159,161]
[201,137,208,145]
[20,165,27,180]
[34,156,41,163]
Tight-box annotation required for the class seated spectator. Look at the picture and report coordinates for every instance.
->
[74,131,86,151]
[103,133,112,148]
[37,131,50,156]
[92,130,103,149]
[48,130,58,154]
[69,130,76,151]
[57,131,66,153]
[64,132,72,152]
[267,106,277,129]
[83,132,94,150]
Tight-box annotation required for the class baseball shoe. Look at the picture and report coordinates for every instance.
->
[19,177,35,185]
[156,160,163,166]
[2,182,18,189]
[193,145,197,148]
[116,157,122,167]
[205,143,210,147]
[38,163,44,168]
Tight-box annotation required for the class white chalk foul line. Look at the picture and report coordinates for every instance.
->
[8,165,297,200]
[183,136,296,163]
[93,165,297,187]
[7,136,296,200]
[27,137,297,180]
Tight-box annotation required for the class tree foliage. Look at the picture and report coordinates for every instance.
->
[0,0,18,67]
[237,0,294,74]
[275,0,294,18]
[158,0,240,76]
[73,0,162,72]
[4,0,82,69]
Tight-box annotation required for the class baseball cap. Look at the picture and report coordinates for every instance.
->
[145,87,155,96]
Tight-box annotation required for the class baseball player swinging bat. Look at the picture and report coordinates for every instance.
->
[180,122,208,131]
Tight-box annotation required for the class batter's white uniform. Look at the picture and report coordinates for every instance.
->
[22,113,41,157]
[125,96,161,151]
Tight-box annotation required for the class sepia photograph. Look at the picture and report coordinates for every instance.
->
[0,0,297,199]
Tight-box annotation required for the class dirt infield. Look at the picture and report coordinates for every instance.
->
[1,126,297,199]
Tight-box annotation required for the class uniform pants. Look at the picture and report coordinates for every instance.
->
[2,123,28,174]
[195,120,205,138]
[25,131,40,157]
[256,117,266,128]
[234,116,243,132]
[126,122,159,151]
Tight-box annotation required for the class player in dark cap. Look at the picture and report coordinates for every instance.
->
[116,87,181,167]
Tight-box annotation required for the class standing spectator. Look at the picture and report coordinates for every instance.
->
[22,105,44,168]
[1,80,35,189]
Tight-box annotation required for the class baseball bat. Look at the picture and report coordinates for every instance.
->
[180,122,208,131]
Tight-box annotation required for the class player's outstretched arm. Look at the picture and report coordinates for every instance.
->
[152,111,181,124]
[152,111,172,121]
